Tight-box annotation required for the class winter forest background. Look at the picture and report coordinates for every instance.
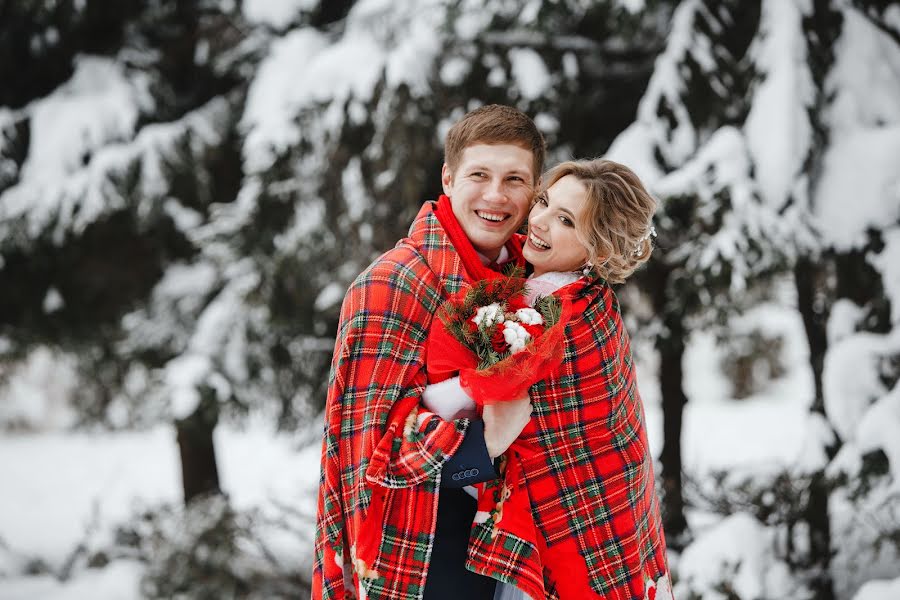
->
[1,0,899,598]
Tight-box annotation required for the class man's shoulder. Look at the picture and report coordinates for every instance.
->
[359,240,432,282]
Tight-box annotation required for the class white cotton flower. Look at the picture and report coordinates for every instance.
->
[503,321,530,354]
[515,307,543,325]
[473,303,505,327]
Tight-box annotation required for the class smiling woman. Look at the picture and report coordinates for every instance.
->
[524,174,590,277]
[527,159,657,284]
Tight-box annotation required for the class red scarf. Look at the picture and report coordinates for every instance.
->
[433,194,525,280]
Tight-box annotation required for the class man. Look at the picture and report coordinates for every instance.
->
[313,105,545,600]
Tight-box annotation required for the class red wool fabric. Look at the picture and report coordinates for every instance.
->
[313,198,671,600]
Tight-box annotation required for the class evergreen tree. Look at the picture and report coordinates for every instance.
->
[608,0,794,545]
[607,1,900,596]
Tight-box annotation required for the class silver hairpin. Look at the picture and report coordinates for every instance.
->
[634,225,657,256]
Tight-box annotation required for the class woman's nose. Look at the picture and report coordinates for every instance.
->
[529,212,548,230]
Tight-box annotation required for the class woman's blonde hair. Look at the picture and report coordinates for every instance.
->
[541,159,657,284]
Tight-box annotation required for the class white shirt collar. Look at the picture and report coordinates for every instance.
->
[476,245,510,267]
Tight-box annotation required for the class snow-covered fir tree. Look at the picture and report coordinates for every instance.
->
[1,0,898,598]
[608,0,900,598]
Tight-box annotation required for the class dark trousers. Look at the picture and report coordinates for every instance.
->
[422,487,497,600]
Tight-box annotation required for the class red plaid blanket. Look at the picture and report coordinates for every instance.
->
[313,199,671,600]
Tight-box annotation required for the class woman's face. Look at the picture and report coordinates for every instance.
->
[523,174,590,278]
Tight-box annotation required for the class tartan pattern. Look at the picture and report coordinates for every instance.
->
[314,202,487,600]
[481,285,670,599]
[313,201,670,600]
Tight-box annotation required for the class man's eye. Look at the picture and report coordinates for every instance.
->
[470,172,486,179]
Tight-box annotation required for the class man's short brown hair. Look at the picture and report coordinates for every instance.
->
[444,105,545,183]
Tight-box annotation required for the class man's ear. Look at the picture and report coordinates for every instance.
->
[441,163,453,196]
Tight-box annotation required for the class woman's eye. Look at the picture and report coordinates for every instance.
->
[560,216,573,227]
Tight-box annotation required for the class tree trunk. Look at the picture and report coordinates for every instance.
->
[175,387,221,504]
[657,312,689,546]
[794,256,836,600]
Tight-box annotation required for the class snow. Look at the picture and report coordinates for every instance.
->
[812,126,900,251]
[0,348,78,431]
[856,383,900,484]
[440,57,470,86]
[314,282,347,312]
[1,560,143,600]
[827,8,900,134]
[675,512,794,600]
[1,290,897,598]
[870,228,900,324]
[605,122,666,186]
[0,97,229,245]
[851,576,900,600]
[0,423,321,581]
[19,56,149,183]
[243,1,446,173]
[240,28,332,173]
[823,327,900,443]
[0,427,181,566]
[743,0,813,210]
[4,1,900,598]
[508,48,551,101]
[633,0,703,166]
[42,287,64,314]
[242,0,317,29]
[342,157,370,221]
[381,2,444,96]
[813,8,900,252]
[652,126,788,294]
[163,262,260,418]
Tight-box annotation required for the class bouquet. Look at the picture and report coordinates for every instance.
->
[426,274,569,405]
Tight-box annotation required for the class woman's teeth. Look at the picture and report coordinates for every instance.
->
[529,233,550,249]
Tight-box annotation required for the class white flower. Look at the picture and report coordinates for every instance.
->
[473,303,505,327]
[502,321,530,354]
[515,307,543,325]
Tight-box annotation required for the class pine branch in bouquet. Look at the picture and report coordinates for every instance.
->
[534,295,562,328]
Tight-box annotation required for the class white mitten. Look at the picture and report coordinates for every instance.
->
[421,376,477,421]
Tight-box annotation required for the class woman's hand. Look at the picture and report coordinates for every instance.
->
[482,395,533,458]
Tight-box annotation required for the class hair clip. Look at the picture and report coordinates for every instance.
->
[633,225,657,256]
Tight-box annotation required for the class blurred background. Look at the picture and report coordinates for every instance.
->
[1,0,899,598]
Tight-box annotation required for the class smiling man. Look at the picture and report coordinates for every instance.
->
[313,105,545,600]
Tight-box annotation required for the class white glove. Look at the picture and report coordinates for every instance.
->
[421,376,477,421]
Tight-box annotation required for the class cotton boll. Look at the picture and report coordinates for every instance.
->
[473,303,504,327]
[514,308,542,325]
[502,321,530,354]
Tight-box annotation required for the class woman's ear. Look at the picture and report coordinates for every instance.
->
[441,163,453,196]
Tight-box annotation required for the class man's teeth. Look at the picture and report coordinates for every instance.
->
[476,211,506,222]
[530,233,550,249]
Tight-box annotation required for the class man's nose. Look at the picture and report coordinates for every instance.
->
[483,179,507,202]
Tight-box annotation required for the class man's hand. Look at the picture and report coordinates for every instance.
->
[482,395,533,458]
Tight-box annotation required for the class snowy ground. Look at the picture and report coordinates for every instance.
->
[0,302,897,599]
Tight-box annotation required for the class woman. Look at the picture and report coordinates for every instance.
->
[424,158,673,600]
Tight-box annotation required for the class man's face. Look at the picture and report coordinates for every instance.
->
[441,143,536,262]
